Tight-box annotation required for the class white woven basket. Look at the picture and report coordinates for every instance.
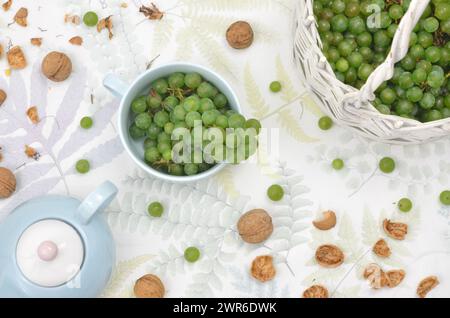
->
[294,0,450,144]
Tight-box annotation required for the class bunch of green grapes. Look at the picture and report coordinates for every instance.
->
[128,72,261,176]
[372,0,450,122]
[314,0,411,89]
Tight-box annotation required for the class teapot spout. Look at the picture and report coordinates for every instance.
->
[76,181,118,224]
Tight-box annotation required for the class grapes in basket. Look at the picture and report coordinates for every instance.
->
[314,0,449,123]
[128,72,261,176]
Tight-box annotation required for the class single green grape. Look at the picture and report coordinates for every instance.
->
[332,158,344,170]
[267,184,284,201]
[379,157,395,173]
[270,81,282,92]
[147,201,164,217]
[145,147,161,163]
[80,116,93,129]
[83,11,98,27]
[131,96,148,114]
[440,190,450,205]
[199,98,215,113]
[147,93,162,110]
[152,78,169,95]
[185,73,202,89]
[164,122,175,135]
[183,95,200,112]
[197,82,215,98]
[135,113,152,130]
[398,198,412,212]
[144,138,157,149]
[228,113,246,129]
[168,163,184,176]
[215,115,228,129]
[244,118,262,135]
[186,111,202,128]
[129,124,146,139]
[202,110,219,126]
[318,116,333,130]
[154,111,170,128]
[163,96,179,109]
[75,159,90,174]
[168,72,185,88]
[184,247,200,263]
[184,163,199,176]
[213,94,228,109]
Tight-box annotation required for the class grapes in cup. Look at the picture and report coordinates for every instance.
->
[128,72,261,177]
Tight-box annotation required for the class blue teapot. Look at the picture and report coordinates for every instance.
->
[0,181,118,297]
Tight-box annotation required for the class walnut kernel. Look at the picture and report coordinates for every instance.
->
[417,276,439,298]
[363,264,388,289]
[251,255,276,282]
[69,36,83,46]
[372,239,391,258]
[315,244,344,268]
[237,209,273,244]
[134,274,165,298]
[7,46,27,69]
[302,285,329,298]
[0,167,16,198]
[31,38,42,46]
[383,219,408,240]
[226,21,254,49]
[41,51,72,82]
[385,270,405,288]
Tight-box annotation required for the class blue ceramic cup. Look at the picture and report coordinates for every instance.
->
[103,63,242,183]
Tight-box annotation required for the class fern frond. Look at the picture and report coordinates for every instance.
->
[244,63,270,119]
[277,109,318,143]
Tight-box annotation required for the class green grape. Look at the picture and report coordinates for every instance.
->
[348,52,363,68]
[80,116,93,129]
[345,1,360,18]
[349,16,365,35]
[410,44,425,59]
[376,104,391,115]
[168,163,184,176]
[154,111,169,128]
[423,17,440,33]
[244,118,262,135]
[163,96,179,109]
[184,247,200,263]
[440,190,450,205]
[75,159,90,174]
[199,98,215,113]
[144,138,157,149]
[228,113,246,128]
[129,124,146,139]
[331,14,348,32]
[184,163,199,176]
[147,123,162,140]
[144,147,161,163]
[147,202,164,217]
[215,115,228,129]
[197,82,215,98]
[267,184,284,201]
[395,100,414,115]
[331,0,345,14]
[398,198,412,212]
[425,46,442,63]
[164,122,175,135]
[270,81,282,92]
[168,72,185,88]
[424,109,442,122]
[131,96,148,114]
[380,87,397,105]
[412,68,427,84]
[152,78,169,95]
[157,141,171,154]
[318,116,333,130]
[202,110,219,126]
[420,92,436,109]
[399,72,414,89]
[332,158,344,170]
[183,95,200,112]
[185,111,202,128]
[406,86,423,103]
[358,64,374,81]
[173,105,187,121]
[157,132,171,144]
[336,58,350,72]
[357,32,372,47]
[135,113,152,130]
[435,3,450,21]
[83,11,98,27]
[379,157,395,173]
[213,94,228,108]
[185,73,202,89]
[400,54,416,71]
[147,93,162,110]
[389,4,403,20]
[318,20,331,33]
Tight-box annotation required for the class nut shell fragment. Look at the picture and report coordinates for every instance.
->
[7,46,27,69]
[26,106,39,124]
[383,219,408,240]
[363,264,388,289]
[315,244,344,268]
[251,255,276,282]
[14,7,28,27]
[2,0,12,11]
[385,270,405,288]
[69,36,83,46]
[417,276,439,298]
[0,167,16,198]
[226,21,254,49]
[237,209,273,244]
[0,89,6,106]
[313,210,336,231]
[302,285,328,298]
[134,274,165,298]
[372,239,391,258]
[30,38,42,46]
[41,51,72,82]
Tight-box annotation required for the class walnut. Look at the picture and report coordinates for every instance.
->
[372,239,391,258]
[226,21,254,49]
[417,276,439,298]
[97,16,113,39]
[313,210,336,231]
[363,264,388,289]
[26,106,39,124]
[7,46,27,69]
[315,244,344,268]
[237,209,273,244]
[134,274,165,298]
[64,14,80,25]
[383,219,408,240]
[251,255,276,282]
[302,285,329,298]
[69,36,83,46]
[385,270,405,288]
[30,38,42,46]
[41,51,72,82]
[14,7,28,27]
[2,0,12,11]
[0,167,16,198]
[0,89,6,106]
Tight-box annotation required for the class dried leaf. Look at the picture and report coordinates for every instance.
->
[97,16,113,39]
[64,14,80,25]
[69,36,83,46]
[7,46,27,69]
[14,7,28,27]
[30,38,42,46]
[139,3,164,20]
[25,145,40,160]
[2,0,12,11]
[26,106,39,124]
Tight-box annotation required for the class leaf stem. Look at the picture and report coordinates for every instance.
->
[259,94,305,121]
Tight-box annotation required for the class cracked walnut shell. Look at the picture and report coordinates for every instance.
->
[302,285,329,298]
[315,244,344,268]
[383,219,408,240]
[134,274,165,298]
[363,264,388,289]
[42,51,72,82]
[0,167,16,198]
[7,46,27,69]
[385,270,405,288]
[417,276,439,298]
[226,21,254,49]
[237,209,273,244]
[0,89,6,106]
[313,210,336,230]
[251,255,276,282]
[373,239,391,258]
[14,7,28,27]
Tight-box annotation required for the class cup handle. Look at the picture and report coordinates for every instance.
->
[103,73,128,98]
[77,181,118,224]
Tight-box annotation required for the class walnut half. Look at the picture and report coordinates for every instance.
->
[383,219,408,240]
[373,239,391,258]
[417,276,439,298]
[302,285,329,298]
[315,244,344,268]
[251,255,276,282]
[363,264,405,289]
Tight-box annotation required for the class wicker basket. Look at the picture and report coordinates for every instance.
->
[294,0,450,144]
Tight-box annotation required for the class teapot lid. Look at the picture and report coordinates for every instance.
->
[16,219,84,287]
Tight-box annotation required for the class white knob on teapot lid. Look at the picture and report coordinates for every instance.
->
[37,241,58,262]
